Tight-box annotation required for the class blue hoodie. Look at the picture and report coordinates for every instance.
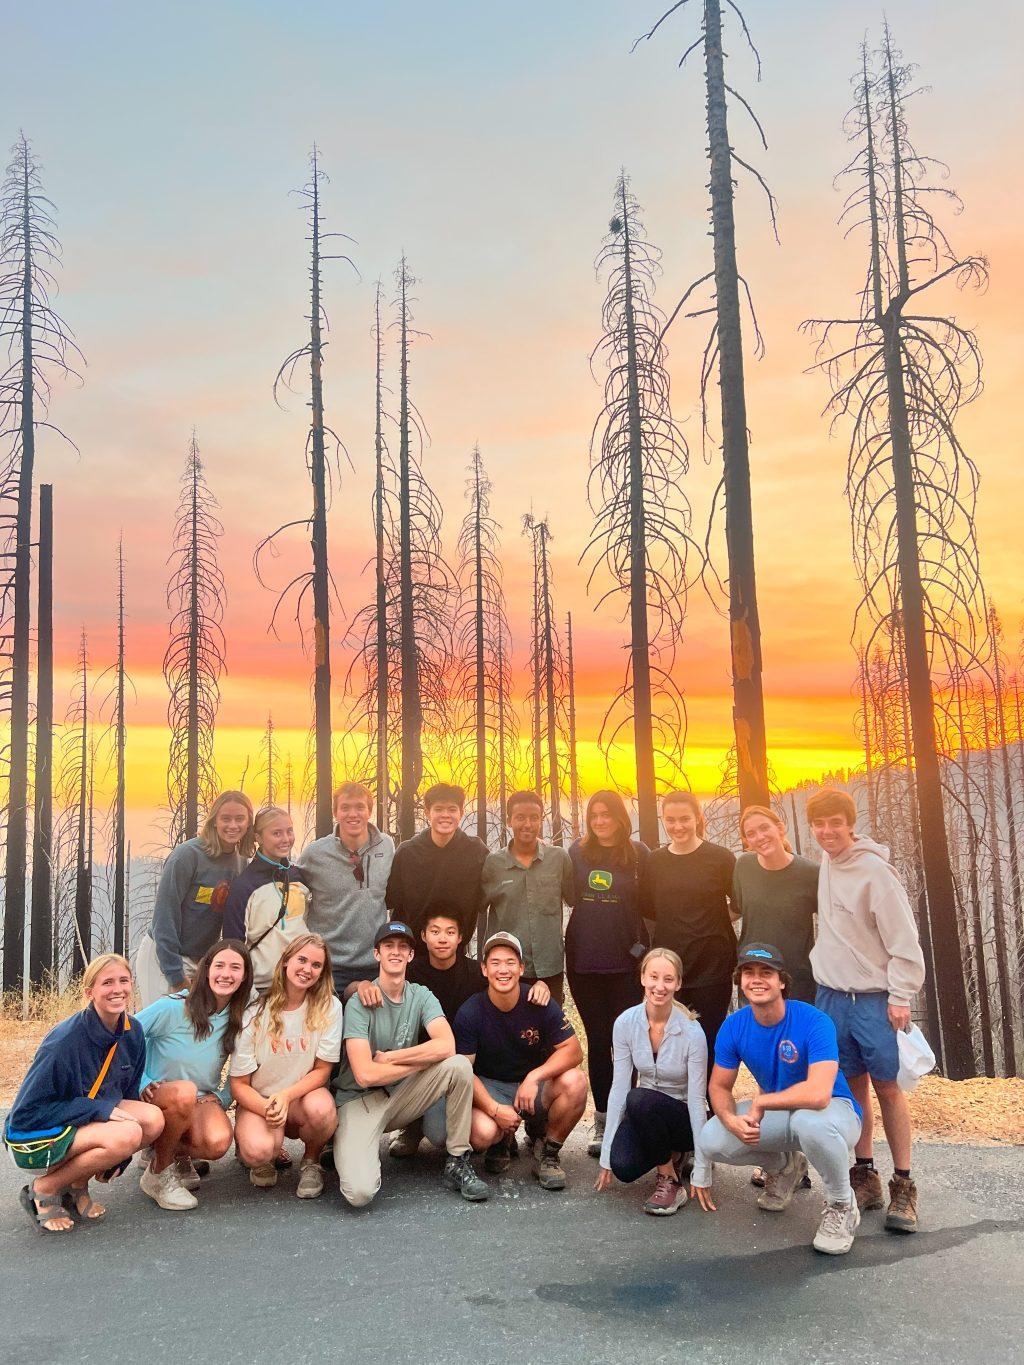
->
[5,1006,146,1139]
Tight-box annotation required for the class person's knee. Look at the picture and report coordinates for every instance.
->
[871,1076,901,1100]
[555,1068,588,1108]
[440,1053,473,1092]
[205,1126,233,1160]
[139,1104,166,1143]
[625,1087,659,1122]
[470,1115,499,1151]
[303,1091,338,1130]
[238,1130,276,1165]
[160,1081,199,1116]
[107,1120,145,1158]
[339,1171,380,1208]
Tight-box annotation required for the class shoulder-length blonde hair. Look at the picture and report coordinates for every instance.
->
[638,947,697,1020]
[198,791,256,858]
[82,953,132,996]
[253,933,334,1042]
[739,804,792,854]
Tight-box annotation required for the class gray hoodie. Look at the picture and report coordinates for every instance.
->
[810,836,926,1007]
[295,823,395,978]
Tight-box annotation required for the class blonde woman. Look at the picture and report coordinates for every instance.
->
[4,955,164,1234]
[136,792,256,1007]
[229,934,341,1199]
[734,805,819,1004]
[223,806,310,991]
[594,948,709,1217]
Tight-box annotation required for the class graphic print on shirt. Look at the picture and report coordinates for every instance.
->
[778,1039,800,1065]
[276,883,308,921]
[588,870,613,892]
[270,1033,311,1055]
[519,1027,541,1048]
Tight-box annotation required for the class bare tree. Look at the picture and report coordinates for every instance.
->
[805,32,988,1077]
[257,712,280,809]
[0,133,82,989]
[636,2,774,809]
[28,482,53,983]
[97,538,130,956]
[585,173,696,846]
[70,630,91,973]
[164,432,225,845]
[566,612,582,841]
[523,514,568,844]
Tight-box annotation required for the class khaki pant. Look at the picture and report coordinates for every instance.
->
[134,934,197,1008]
[335,1055,474,1207]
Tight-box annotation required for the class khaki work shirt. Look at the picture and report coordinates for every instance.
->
[481,842,574,979]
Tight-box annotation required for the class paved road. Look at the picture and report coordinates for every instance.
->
[0,1127,1021,1365]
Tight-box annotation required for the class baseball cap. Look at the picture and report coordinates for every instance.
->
[482,931,525,962]
[374,920,416,949]
[736,943,787,973]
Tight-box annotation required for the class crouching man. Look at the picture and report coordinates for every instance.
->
[692,944,864,1256]
[455,932,587,1190]
[333,920,489,1206]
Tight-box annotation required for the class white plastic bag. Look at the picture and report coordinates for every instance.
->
[897,1025,936,1092]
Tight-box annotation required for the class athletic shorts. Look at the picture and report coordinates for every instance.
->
[479,1076,549,1119]
[815,985,899,1082]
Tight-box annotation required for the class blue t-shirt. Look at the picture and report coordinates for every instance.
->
[454,986,575,1084]
[136,993,231,1106]
[714,1000,862,1119]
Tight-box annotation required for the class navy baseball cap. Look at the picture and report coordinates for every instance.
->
[374,920,416,949]
[736,943,787,973]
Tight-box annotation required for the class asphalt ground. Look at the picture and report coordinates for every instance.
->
[0,1126,1021,1365]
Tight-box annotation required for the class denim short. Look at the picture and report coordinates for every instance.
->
[480,1076,549,1117]
[815,985,899,1082]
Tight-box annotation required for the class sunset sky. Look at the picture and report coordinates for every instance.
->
[5,0,1021,847]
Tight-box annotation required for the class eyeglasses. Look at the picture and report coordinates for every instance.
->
[348,851,365,886]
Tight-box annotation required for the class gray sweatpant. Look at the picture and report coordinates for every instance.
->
[697,1098,862,1204]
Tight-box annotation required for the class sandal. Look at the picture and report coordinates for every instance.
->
[19,1182,75,1234]
[67,1185,107,1222]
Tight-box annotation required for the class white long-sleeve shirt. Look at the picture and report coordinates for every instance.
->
[600,1003,710,1184]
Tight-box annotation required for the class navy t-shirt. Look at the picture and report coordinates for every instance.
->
[453,985,575,1083]
[714,1000,862,1119]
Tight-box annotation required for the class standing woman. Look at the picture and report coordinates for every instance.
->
[641,792,737,1064]
[223,806,310,992]
[566,790,651,1158]
[4,954,164,1234]
[135,938,253,1210]
[734,805,818,1004]
[136,792,255,1007]
[595,949,708,1216]
[230,934,341,1200]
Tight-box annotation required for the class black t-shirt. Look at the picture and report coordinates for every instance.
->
[641,841,738,988]
[408,954,485,1024]
[453,985,575,1083]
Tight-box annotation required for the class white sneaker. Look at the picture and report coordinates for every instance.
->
[813,1199,861,1255]
[757,1151,809,1211]
[174,1156,201,1192]
[140,1163,199,1211]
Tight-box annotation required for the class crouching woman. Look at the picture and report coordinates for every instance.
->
[3,954,164,1233]
[229,934,341,1200]
[135,938,254,1210]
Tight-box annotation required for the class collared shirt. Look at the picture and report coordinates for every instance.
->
[482,842,574,979]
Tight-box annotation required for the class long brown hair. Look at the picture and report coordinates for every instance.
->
[184,939,253,1058]
[253,933,334,1043]
[581,789,636,868]
[739,804,793,855]
[198,791,256,858]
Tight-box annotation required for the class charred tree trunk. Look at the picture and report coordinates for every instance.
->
[472,462,488,844]
[990,609,1022,938]
[536,520,564,845]
[28,483,53,983]
[566,613,582,842]
[373,285,390,834]
[397,261,423,841]
[72,633,90,974]
[955,684,994,1076]
[981,689,1016,1073]
[111,539,127,955]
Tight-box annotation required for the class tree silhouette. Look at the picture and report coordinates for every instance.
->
[98,537,130,956]
[28,482,53,983]
[566,612,582,841]
[257,712,280,809]
[164,432,225,845]
[523,513,567,844]
[585,172,696,846]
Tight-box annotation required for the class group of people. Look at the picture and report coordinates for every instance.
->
[5,779,926,1258]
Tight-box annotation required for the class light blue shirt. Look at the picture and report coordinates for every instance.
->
[136,993,231,1106]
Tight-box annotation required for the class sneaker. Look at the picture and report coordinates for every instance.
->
[389,1122,424,1160]
[140,1163,199,1211]
[442,1152,490,1202]
[643,1174,688,1216]
[318,1146,336,1174]
[757,1151,809,1211]
[813,1199,861,1255]
[174,1156,201,1193]
[484,1136,512,1175]
[751,1166,767,1188]
[533,1141,567,1191]
[586,1112,606,1158]
[192,1159,211,1177]
[296,1158,324,1200]
[249,1162,278,1189]
[139,1146,154,1170]
[850,1162,885,1211]
[508,1134,520,1159]
[885,1175,918,1233]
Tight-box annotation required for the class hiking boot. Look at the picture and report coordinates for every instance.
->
[174,1156,201,1192]
[508,1134,520,1159]
[813,1199,861,1255]
[587,1112,606,1158]
[442,1153,490,1202]
[751,1165,810,1190]
[643,1174,687,1216]
[249,1162,278,1189]
[318,1145,336,1174]
[533,1140,567,1191]
[140,1163,199,1211]
[296,1158,325,1200]
[757,1151,809,1211]
[484,1136,512,1174]
[389,1121,424,1160]
[850,1162,885,1211]
[885,1175,918,1233]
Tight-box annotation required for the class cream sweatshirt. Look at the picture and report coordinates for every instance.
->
[810,836,926,1007]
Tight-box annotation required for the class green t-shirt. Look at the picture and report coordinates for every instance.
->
[334,981,444,1108]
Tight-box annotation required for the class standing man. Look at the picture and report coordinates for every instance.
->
[807,789,926,1233]
[296,782,394,999]
[482,790,574,1004]
[692,944,864,1256]
[455,932,587,1190]
[333,920,490,1206]
[386,783,488,946]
